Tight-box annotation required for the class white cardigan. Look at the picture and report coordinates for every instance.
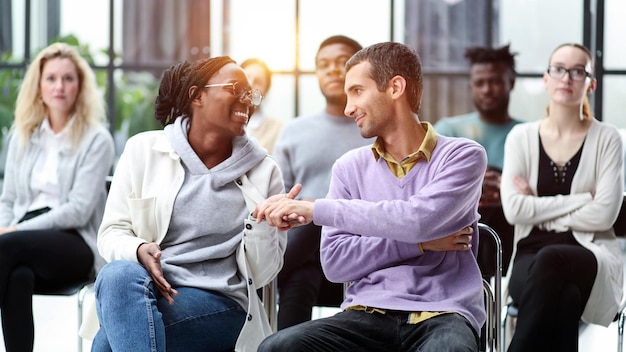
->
[501,119,624,326]
[81,131,286,352]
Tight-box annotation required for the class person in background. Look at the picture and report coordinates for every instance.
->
[0,42,114,352]
[89,56,286,352]
[435,44,520,274]
[256,41,487,352]
[271,35,373,330]
[501,43,623,352]
[241,58,284,154]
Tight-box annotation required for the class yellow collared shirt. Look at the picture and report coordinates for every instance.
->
[371,122,437,178]
[351,121,449,324]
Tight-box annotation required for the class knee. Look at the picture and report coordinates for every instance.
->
[529,247,565,280]
[258,332,294,352]
[95,260,148,294]
[4,266,35,297]
[9,266,35,284]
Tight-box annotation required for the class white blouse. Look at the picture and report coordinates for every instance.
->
[28,118,71,211]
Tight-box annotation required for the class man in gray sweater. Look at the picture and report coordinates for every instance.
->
[272,35,373,329]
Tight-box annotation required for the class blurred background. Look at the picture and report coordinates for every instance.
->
[1,0,625,162]
[0,1,625,351]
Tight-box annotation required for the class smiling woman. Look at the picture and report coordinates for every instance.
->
[85,55,286,352]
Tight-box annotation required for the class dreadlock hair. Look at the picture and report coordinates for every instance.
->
[154,56,235,127]
[464,44,517,75]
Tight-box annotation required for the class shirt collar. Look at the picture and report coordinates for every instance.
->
[371,121,437,162]
[39,116,74,137]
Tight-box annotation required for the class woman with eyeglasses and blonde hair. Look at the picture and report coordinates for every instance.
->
[501,43,623,351]
[87,56,286,352]
[0,42,114,351]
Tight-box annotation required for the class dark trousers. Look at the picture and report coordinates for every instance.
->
[477,205,514,276]
[0,228,93,351]
[277,223,342,330]
[259,310,478,352]
[507,244,596,352]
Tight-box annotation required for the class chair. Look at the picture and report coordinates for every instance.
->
[261,277,343,332]
[262,279,278,331]
[616,296,626,352]
[504,195,626,350]
[34,278,93,352]
[477,222,503,352]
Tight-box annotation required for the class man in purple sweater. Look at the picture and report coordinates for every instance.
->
[255,42,487,352]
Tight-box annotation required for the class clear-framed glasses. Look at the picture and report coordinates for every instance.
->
[204,82,263,107]
[546,65,593,82]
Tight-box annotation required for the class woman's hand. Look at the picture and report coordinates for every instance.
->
[513,175,533,195]
[0,227,17,235]
[137,243,178,304]
[254,184,305,230]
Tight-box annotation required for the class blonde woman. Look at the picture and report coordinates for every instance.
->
[501,43,623,351]
[0,42,114,351]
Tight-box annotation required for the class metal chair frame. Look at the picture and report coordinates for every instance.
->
[262,222,503,352]
[478,222,503,352]
[35,280,93,352]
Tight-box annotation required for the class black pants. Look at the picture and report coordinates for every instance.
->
[260,310,478,352]
[507,244,597,352]
[0,228,93,351]
[277,223,342,330]
[477,205,514,276]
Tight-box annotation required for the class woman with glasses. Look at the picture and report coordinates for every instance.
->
[87,56,286,352]
[501,43,623,351]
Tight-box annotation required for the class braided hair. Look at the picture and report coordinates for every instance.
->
[154,56,235,126]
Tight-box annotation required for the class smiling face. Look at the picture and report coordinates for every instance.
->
[344,61,392,139]
[544,45,596,108]
[198,63,253,137]
[40,57,80,119]
[316,43,357,106]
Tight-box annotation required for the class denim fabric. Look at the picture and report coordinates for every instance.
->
[258,309,478,352]
[92,260,246,352]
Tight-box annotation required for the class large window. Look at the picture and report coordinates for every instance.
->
[1,0,624,165]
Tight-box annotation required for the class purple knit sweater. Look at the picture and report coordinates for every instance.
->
[314,134,487,333]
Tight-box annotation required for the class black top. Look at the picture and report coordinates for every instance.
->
[515,134,585,257]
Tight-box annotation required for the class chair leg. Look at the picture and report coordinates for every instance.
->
[502,312,507,350]
[619,311,625,352]
[262,279,278,332]
[77,284,91,352]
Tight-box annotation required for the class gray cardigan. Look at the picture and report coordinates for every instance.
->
[0,124,115,274]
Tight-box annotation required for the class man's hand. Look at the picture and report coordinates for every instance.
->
[137,243,178,304]
[479,169,502,207]
[254,184,308,231]
[420,226,473,252]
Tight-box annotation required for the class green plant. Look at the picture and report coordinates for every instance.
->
[0,34,161,153]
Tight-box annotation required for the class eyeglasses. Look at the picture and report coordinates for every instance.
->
[546,66,593,82]
[204,82,263,107]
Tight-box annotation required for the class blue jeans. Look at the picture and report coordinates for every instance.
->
[258,309,478,352]
[92,260,246,352]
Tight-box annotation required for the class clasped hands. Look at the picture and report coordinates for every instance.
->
[253,183,312,231]
[253,184,474,252]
